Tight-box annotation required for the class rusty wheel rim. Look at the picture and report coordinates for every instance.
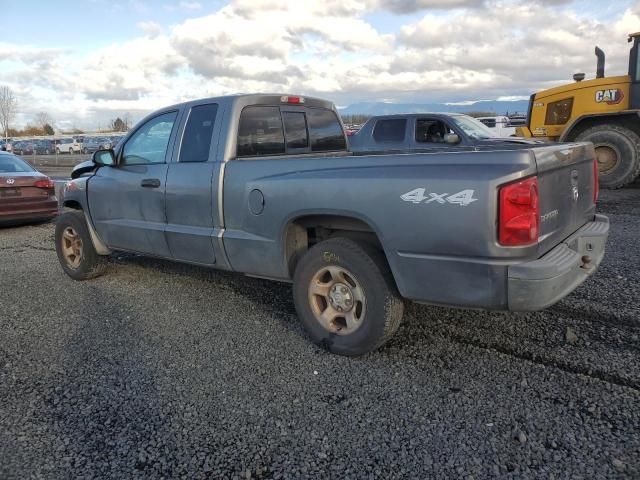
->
[308,266,366,335]
[594,145,619,175]
[61,226,83,269]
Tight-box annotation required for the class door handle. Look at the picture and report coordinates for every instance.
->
[140,178,161,188]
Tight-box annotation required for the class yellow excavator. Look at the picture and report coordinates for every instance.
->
[517,33,640,188]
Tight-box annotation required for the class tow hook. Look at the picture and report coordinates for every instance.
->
[580,255,593,270]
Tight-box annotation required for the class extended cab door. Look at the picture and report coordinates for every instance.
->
[87,110,179,256]
[164,102,224,265]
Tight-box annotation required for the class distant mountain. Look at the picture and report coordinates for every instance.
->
[338,100,530,116]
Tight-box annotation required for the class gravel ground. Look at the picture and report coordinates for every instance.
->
[0,187,638,479]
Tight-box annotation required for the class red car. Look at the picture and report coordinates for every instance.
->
[0,153,58,224]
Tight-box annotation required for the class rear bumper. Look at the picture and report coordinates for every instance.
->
[507,214,609,311]
[0,211,57,224]
[0,198,58,224]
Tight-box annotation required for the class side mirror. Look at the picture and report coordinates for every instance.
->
[93,149,116,167]
[445,133,461,145]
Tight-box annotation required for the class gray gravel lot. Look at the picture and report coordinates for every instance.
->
[1,187,639,479]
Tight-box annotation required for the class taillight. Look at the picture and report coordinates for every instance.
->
[593,157,599,203]
[498,176,539,246]
[34,178,55,189]
[280,95,304,104]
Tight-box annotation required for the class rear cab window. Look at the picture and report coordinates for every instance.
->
[236,105,346,157]
[373,119,406,142]
[237,106,285,157]
[307,108,346,152]
[282,111,309,149]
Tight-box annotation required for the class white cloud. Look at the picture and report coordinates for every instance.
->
[179,1,202,9]
[137,20,163,37]
[1,0,639,129]
[375,0,484,13]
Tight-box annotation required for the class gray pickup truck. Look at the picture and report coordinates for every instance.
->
[56,94,609,356]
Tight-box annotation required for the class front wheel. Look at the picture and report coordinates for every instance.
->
[293,237,404,356]
[55,211,107,280]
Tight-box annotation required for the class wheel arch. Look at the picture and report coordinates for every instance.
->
[282,212,391,278]
[561,111,640,141]
[62,199,82,210]
[59,205,112,256]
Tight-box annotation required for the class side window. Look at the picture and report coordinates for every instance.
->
[415,119,455,144]
[237,106,285,157]
[122,111,177,165]
[179,103,218,163]
[545,98,573,125]
[373,119,406,142]
[307,108,346,152]
[282,111,308,149]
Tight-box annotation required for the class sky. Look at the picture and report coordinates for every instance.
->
[1,0,639,131]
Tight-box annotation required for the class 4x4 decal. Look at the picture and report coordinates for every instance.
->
[400,188,478,206]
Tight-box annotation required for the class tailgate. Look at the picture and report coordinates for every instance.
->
[533,142,597,256]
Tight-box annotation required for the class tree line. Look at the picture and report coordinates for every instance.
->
[0,85,131,139]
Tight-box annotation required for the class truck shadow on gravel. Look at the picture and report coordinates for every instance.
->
[105,252,640,393]
[596,183,640,215]
[41,286,182,478]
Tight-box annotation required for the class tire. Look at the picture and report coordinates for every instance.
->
[293,237,404,356]
[55,211,107,280]
[575,124,640,189]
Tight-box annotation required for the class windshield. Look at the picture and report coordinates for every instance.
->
[451,115,498,140]
[0,154,35,173]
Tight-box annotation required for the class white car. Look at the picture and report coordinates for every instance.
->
[55,138,81,154]
[476,116,517,137]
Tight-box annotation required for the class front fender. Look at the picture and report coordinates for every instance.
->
[62,178,111,255]
[71,160,98,179]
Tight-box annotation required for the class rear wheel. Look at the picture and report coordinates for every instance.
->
[293,237,404,356]
[55,211,107,280]
[575,124,640,189]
